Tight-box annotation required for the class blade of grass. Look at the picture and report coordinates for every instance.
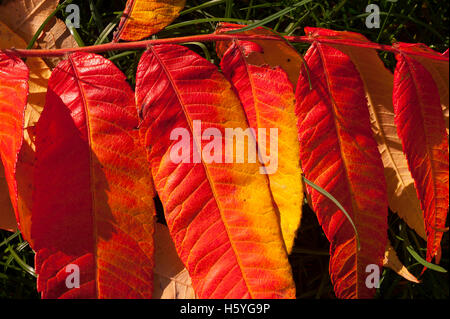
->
[26,0,74,49]
[180,0,227,16]
[303,175,361,251]
[0,231,20,247]
[5,245,36,278]
[182,42,212,61]
[225,0,233,19]
[226,0,314,34]
[376,1,395,43]
[164,17,249,31]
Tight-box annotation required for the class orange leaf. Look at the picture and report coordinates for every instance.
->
[114,0,186,42]
[136,44,295,299]
[215,23,304,87]
[221,40,304,253]
[32,52,155,298]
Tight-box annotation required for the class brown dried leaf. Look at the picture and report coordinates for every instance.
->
[383,242,420,283]
[153,223,196,299]
[0,0,59,43]
[38,18,78,68]
[0,0,77,68]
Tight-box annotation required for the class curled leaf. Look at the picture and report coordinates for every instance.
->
[383,242,420,283]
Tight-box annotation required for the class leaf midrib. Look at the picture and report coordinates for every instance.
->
[315,42,362,298]
[148,45,254,298]
[67,54,99,298]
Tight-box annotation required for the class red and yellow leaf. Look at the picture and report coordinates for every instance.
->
[295,28,389,299]
[393,44,449,263]
[0,51,29,232]
[136,44,295,299]
[114,0,186,42]
[32,52,155,299]
[215,23,304,87]
[221,40,304,253]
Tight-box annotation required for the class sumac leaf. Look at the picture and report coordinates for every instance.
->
[33,52,155,299]
[0,50,29,232]
[393,44,449,263]
[393,43,449,134]
[303,28,426,240]
[0,19,52,244]
[136,44,295,299]
[295,27,389,299]
[221,40,304,253]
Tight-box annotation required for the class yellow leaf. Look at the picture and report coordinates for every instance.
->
[383,242,420,283]
[153,223,196,299]
[221,40,304,253]
[114,0,186,41]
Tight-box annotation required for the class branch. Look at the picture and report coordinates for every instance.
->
[2,33,448,62]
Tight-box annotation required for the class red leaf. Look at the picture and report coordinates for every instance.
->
[295,27,388,299]
[136,44,295,299]
[0,52,28,231]
[393,44,449,263]
[33,52,155,299]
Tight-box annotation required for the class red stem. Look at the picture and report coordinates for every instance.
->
[2,33,448,62]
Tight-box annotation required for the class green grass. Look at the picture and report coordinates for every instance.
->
[0,0,448,299]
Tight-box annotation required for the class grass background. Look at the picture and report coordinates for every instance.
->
[0,0,449,299]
